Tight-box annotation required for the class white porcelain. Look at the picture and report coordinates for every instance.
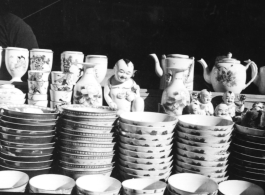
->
[0,99,25,105]
[28,99,48,107]
[120,142,172,153]
[119,153,172,165]
[5,47,29,82]
[51,71,75,85]
[0,170,29,192]
[28,93,48,101]
[119,147,171,159]
[76,175,121,195]
[0,84,25,103]
[50,84,73,91]
[50,101,71,109]
[29,174,75,194]
[177,137,231,148]
[119,165,172,177]
[28,70,50,81]
[85,55,107,83]
[30,49,53,71]
[28,80,49,94]
[120,170,171,182]
[50,89,72,102]
[119,135,172,147]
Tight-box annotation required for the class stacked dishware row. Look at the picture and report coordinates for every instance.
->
[0,84,26,105]
[27,49,53,107]
[0,105,59,178]
[175,115,234,183]
[118,112,177,181]
[229,123,265,188]
[57,104,118,180]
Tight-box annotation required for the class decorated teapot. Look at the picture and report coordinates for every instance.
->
[198,52,258,93]
[253,66,265,94]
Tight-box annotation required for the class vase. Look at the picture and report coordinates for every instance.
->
[73,63,102,106]
[5,47,29,82]
[85,55,107,84]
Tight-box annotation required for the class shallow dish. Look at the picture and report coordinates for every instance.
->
[0,145,54,156]
[59,146,114,156]
[119,153,172,165]
[60,128,114,138]
[0,126,55,136]
[119,112,177,127]
[29,174,75,194]
[177,115,234,131]
[0,151,53,162]
[120,142,172,153]
[119,121,175,135]
[236,124,265,137]
[59,160,114,171]
[1,114,57,124]
[177,137,231,148]
[119,147,171,159]
[0,140,55,148]
[119,170,171,182]
[232,142,265,158]
[59,132,114,143]
[119,135,172,147]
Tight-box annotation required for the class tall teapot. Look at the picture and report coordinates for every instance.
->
[198,52,258,93]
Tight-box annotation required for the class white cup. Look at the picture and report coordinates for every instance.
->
[28,81,49,94]
[28,99,48,107]
[30,49,53,71]
[50,90,72,102]
[28,70,50,82]
[51,71,75,85]
[27,93,48,101]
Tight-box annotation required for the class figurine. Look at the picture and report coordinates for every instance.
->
[104,59,144,114]
[222,91,245,118]
[251,102,264,111]
[188,99,206,115]
[198,89,214,115]
[214,103,232,121]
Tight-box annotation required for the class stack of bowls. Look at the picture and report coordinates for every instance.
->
[118,112,177,181]
[167,173,218,195]
[76,175,121,195]
[229,123,265,188]
[122,178,167,195]
[0,170,29,193]
[0,105,59,178]
[58,104,117,180]
[29,174,76,194]
[175,115,234,183]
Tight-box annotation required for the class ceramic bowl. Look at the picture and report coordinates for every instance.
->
[0,170,29,192]
[218,180,264,195]
[175,142,229,155]
[0,156,53,169]
[176,147,230,162]
[236,132,265,144]
[119,164,172,177]
[0,165,51,178]
[176,154,227,167]
[0,132,54,144]
[177,115,234,131]
[0,125,55,136]
[231,156,265,169]
[28,81,49,94]
[59,146,114,156]
[230,174,265,192]
[176,137,231,148]
[167,173,218,195]
[0,119,56,130]
[231,166,265,183]
[28,93,48,101]
[119,112,177,127]
[61,115,117,126]
[119,153,172,165]
[0,145,54,156]
[0,139,55,148]
[61,127,114,138]
[233,163,265,174]
[27,99,48,107]
[120,142,172,153]
[76,175,121,195]
[119,121,176,135]
[50,90,72,102]
[122,178,167,194]
[177,125,232,137]
[232,142,265,158]
[59,160,114,171]
[59,166,113,180]
[176,131,231,144]
[0,114,57,124]
[59,132,114,143]
[29,174,75,194]
[235,124,265,137]
[59,151,114,165]
[119,158,172,171]
[232,150,265,164]
[61,104,118,117]
[60,139,115,152]
[119,135,172,147]
[50,84,73,91]
[0,151,53,162]
[233,137,265,150]
[119,147,172,159]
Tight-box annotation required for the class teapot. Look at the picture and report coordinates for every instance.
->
[198,52,258,93]
[253,66,265,94]
[150,54,194,90]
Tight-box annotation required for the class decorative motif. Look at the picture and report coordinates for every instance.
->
[30,55,50,70]
[9,55,27,72]
[216,65,237,87]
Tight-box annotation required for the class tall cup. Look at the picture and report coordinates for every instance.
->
[30,49,53,71]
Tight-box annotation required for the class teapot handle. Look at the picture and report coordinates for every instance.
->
[244,60,258,89]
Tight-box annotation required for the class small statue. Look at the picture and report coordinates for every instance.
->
[188,99,206,115]
[198,89,214,115]
[222,91,245,118]
[104,59,144,115]
[251,102,264,111]
[214,103,232,121]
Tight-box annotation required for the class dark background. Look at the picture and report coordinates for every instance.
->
[7,0,265,92]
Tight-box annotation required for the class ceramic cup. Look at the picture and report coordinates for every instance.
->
[50,101,71,109]
[28,99,48,107]
[28,70,50,82]
[50,90,72,102]
[51,71,75,85]
[50,84,73,91]
[28,81,49,94]
[5,47,29,82]
[30,49,53,71]
[27,93,48,101]
[85,55,107,83]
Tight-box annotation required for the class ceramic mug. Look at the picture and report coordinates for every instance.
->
[27,93,48,101]
[28,70,50,82]
[30,49,53,71]
[28,81,49,94]
[85,55,107,83]
[51,71,75,85]
[5,47,29,82]
[50,90,72,102]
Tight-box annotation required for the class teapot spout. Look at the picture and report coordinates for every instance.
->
[198,58,211,84]
[150,53,164,77]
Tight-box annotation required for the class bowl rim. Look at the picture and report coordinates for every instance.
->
[0,139,55,147]
[1,119,56,127]
[0,156,53,164]
[0,131,55,138]
[0,170,29,190]
[1,114,58,122]
[119,121,176,130]
[1,104,58,115]
[0,151,53,158]
[0,125,56,133]
[0,164,51,171]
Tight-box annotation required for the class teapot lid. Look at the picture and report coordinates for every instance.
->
[216,53,240,64]
[167,54,190,59]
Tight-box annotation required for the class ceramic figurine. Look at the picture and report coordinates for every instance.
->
[198,52,258,93]
[188,99,206,115]
[222,91,237,118]
[198,89,214,116]
[251,102,264,111]
[104,59,144,114]
[214,103,232,121]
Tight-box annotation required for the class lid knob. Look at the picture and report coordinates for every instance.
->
[227,52,232,59]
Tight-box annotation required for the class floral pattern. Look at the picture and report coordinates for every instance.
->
[9,55,27,72]
[31,55,50,70]
[215,65,237,87]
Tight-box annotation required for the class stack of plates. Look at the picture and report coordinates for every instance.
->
[118,112,177,181]
[230,124,265,188]
[175,115,234,183]
[0,105,58,178]
[58,104,118,180]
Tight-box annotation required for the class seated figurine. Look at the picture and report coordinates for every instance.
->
[222,91,245,118]
[104,59,144,115]
[214,103,232,121]
[188,99,206,115]
[198,89,214,116]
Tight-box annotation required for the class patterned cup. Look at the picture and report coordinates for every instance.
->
[28,81,49,94]
[28,70,50,82]
[30,49,53,71]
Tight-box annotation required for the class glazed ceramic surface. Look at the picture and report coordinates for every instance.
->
[0,125,55,136]
[119,147,171,159]
[0,114,57,125]
[5,47,29,82]
[60,128,113,137]
[0,140,55,148]
[235,124,265,137]
[0,151,53,162]
[0,157,52,169]
[85,55,108,83]
[50,89,72,102]
[0,46,2,69]
[0,170,29,192]
[119,135,172,147]
[119,153,172,165]
[50,84,73,91]
[120,142,172,153]
[27,99,48,107]
[51,71,75,85]
[0,145,54,156]
[30,49,53,71]
[177,137,231,148]
[254,66,265,94]
[28,93,48,101]
[0,84,25,103]
[0,132,54,143]
[28,70,50,82]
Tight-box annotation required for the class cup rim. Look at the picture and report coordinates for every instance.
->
[86,55,107,58]
[5,47,28,51]
[61,51,83,55]
[30,48,53,53]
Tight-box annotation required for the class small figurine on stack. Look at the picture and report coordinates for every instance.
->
[104,59,144,115]
[198,89,214,116]
[214,103,232,121]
